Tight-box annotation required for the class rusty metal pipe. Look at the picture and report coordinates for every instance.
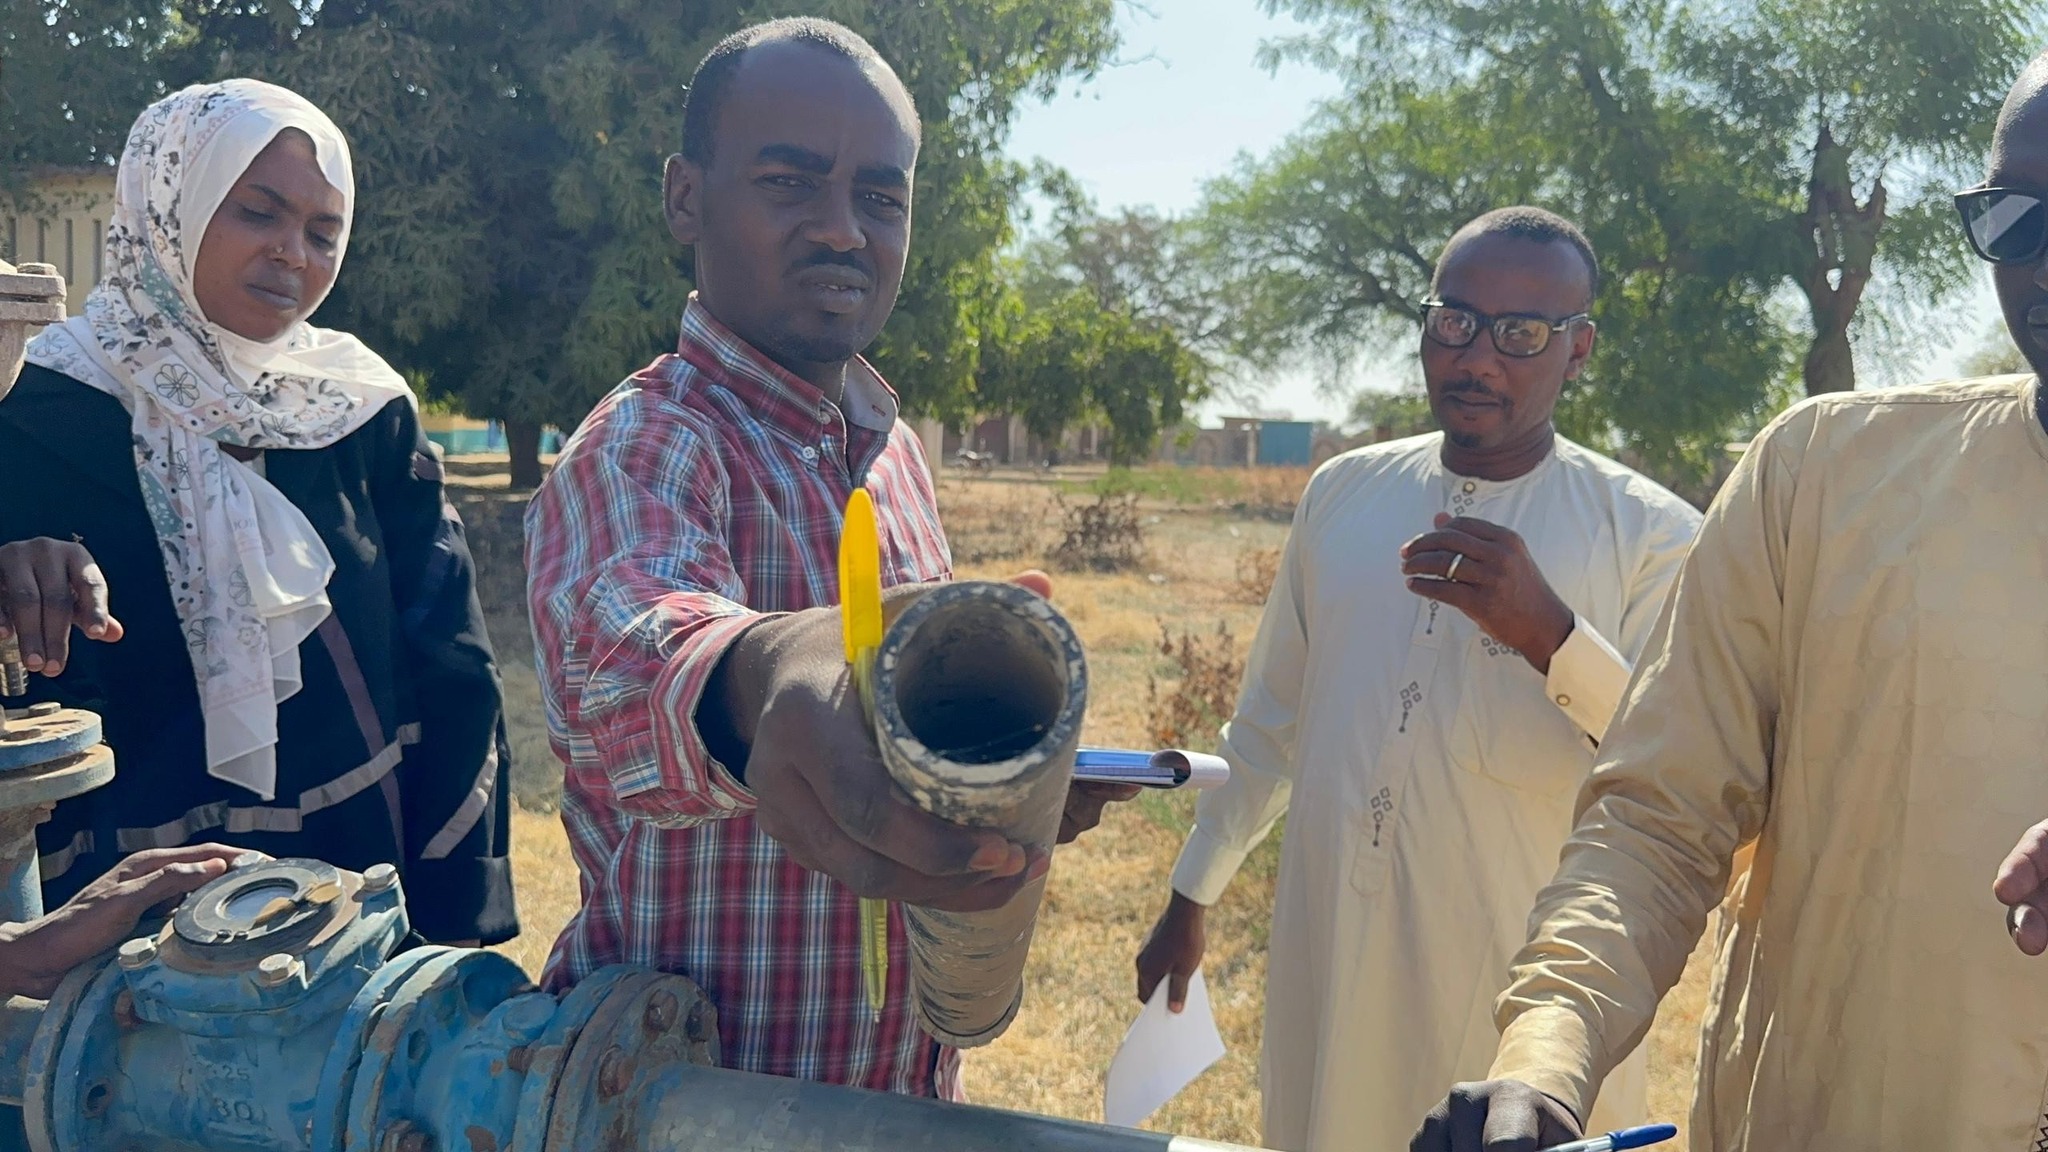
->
[565,1055,1268,1152]
[869,580,1088,1048]
[0,260,66,704]
[0,260,63,405]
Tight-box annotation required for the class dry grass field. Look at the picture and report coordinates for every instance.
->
[457,463,1718,1149]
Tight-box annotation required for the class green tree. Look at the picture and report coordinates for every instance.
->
[1025,165,1230,352]
[1961,322,2030,377]
[973,192,1209,465]
[1202,83,1795,478]
[0,1,192,188]
[976,281,1199,466]
[1346,386,1433,440]
[1206,0,2035,480]
[3,0,1118,487]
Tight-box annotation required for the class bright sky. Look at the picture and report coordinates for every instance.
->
[1002,0,2000,428]
[1004,0,1349,423]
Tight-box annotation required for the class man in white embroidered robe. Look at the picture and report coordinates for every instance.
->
[1133,208,1701,1152]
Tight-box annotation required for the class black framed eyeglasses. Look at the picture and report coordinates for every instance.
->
[1956,187,2048,265]
[1418,298,1591,358]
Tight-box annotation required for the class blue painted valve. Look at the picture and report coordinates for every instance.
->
[0,853,1273,1152]
[14,854,718,1152]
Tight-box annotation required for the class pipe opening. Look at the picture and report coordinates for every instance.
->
[891,599,1067,765]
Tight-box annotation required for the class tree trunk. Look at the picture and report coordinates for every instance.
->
[1802,322,1857,397]
[1797,125,1886,397]
[506,419,543,490]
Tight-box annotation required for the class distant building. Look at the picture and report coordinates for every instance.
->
[421,414,500,455]
[1257,420,1313,465]
[1157,416,1320,468]
[3,167,117,313]
[934,415,1111,467]
[417,416,568,458]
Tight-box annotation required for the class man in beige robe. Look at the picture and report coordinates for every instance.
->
[1413,51,2048,1152]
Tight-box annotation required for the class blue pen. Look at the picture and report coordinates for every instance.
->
[1542,1123,1679,1152]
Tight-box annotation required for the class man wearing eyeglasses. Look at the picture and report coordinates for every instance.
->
[1413,54,2048,1152]
[1132,206,1701,1152]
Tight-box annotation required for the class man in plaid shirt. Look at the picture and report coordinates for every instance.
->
[524,18,1134,1098]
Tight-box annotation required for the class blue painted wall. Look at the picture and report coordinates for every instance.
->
[1257,421,1313,466]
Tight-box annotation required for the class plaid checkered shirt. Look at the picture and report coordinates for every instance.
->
[525,299,958,1096]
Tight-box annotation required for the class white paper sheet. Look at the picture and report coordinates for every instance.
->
[1104,968,1228,1128]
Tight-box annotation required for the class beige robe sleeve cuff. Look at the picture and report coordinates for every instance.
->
[1170,825,1250,907]
[1487,1004,1599,1123]
[1545,614,1631,742]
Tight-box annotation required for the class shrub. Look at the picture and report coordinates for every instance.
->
[1049,492,1146,572]
[1145,620,1242,749]
[1231,546,1280,604]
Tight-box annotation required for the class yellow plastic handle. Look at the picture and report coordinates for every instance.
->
[839,487,884,665]
[839,487,890,1018]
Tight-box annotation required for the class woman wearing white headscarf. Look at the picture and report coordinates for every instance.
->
[0,79,516,945]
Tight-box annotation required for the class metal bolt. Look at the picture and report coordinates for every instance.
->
[0,635,26,698]
[506,1045,534,1074]
[597,1046,631,1098]
[501,995,554,1047]
[25,702,58,718]
[116,937,157,970]
[361,862,398,893]
[112,989,140,1031]
[379,1122,432,1152]
[643,990,678,1035]
[255,953,300,987]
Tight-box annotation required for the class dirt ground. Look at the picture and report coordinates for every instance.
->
[456,462,1718,1147]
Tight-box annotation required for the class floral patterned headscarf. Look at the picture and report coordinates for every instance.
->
[27,79,411,801]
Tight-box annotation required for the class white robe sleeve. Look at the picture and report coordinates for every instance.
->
[1544,616,1632,743]
[1170,480,1315,907]
[1544,491,1702,743]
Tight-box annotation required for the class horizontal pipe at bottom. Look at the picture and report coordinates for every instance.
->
[570,1057,1274,1152]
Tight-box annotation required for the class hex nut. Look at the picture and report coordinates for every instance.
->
[255,953,300,986]
[116,937,157,970]
[597,1046,631,1098]
[644,989,679,1035]
[379,1122,432,1152]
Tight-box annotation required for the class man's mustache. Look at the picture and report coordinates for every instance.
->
[793,249,873,276]
[1438,379,1506,403]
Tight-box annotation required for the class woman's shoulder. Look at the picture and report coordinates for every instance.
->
[340,394,425,469]
[0,363,130,443]
[5,361,125,409]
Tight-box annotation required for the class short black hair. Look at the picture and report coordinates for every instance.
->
[1432,206,1601,302]
[680,17,919,166]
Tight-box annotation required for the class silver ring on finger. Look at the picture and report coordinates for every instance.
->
[1445,553,1465,583]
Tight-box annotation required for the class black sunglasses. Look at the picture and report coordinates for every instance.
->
[1418,298,1591,359]
[1956,187,2048,265]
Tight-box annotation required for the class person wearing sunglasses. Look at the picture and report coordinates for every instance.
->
[1132,206,1701,1152]
[1416,51,2048,1152]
